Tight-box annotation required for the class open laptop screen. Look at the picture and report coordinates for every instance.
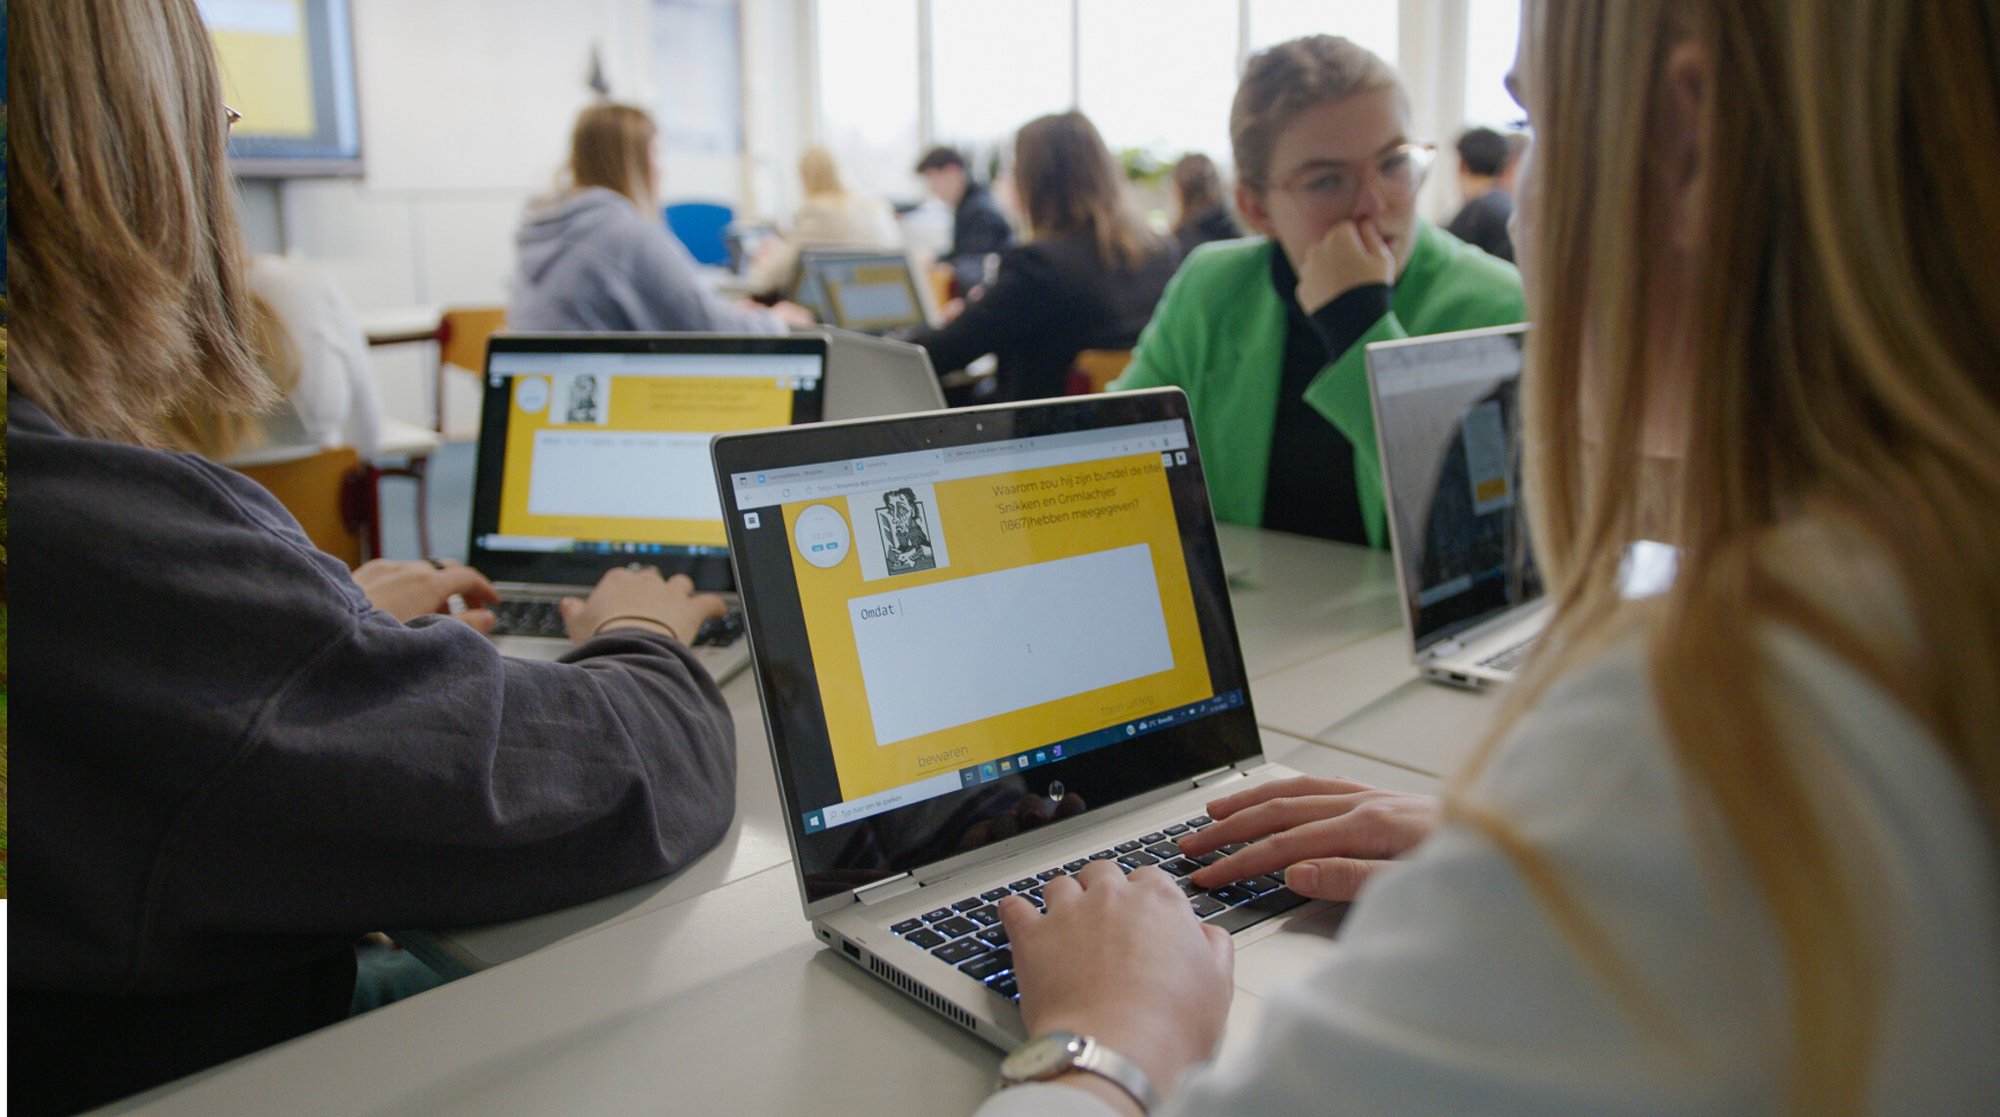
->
[469,334,826,587]
[716,391,1260,906]
[1367,324,1542,652]
[794,251,927,334]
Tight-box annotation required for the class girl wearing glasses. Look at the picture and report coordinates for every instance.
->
[981,4,1998,1115]
[1115,36,1524,546]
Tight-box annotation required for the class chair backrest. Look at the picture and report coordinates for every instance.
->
[435,306,507,436]
[664,201,736,266]
[1068,348,1134,395]
[234,447,375,568]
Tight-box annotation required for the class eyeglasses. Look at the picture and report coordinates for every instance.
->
[1268,142,1437,213]
[224,104,243,130]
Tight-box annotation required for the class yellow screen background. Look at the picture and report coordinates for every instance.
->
[210,1,317,138]
[498,375,793,547]
[785,454,1212,801]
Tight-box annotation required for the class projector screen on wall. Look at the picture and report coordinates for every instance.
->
[201,0,363,177]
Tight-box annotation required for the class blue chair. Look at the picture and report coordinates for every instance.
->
[664,201,735,266]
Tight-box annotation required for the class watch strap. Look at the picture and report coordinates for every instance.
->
[1000,1032,1158,1114]
[1071,1034,1159,1114]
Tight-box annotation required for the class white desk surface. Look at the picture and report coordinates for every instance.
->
[94,735,1436,1117]
[94,528,1499,1117]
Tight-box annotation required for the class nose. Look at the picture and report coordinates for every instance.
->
[1350,172,1388,221]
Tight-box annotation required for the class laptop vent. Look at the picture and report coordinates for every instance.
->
[868,953,977,1032]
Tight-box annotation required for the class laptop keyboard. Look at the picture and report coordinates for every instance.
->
[490,599,747,647]
[884,815,1307,1003]
[1476,636,1537,673]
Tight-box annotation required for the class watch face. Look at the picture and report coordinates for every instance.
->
[1001,1031,1086,1082]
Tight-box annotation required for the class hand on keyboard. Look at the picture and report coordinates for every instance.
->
[1176,776,1442,902]
[999,861,1232,1098]
[354,558,500,632]
[560,567,727,645]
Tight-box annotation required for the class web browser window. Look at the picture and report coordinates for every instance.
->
[483,349,822,553]
[732,420,1231,831]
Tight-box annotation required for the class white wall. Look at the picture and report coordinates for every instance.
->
[241,0,814,432]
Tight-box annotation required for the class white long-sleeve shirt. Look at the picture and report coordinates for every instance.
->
[247,255,384,459]
[980,529,2000,1116]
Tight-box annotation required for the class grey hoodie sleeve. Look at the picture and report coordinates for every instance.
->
[625,224,786,335]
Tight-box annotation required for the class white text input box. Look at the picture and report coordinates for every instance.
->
[848,544,1174,745]
[527,430,720,521]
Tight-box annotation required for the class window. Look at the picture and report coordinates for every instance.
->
[817,0,921,199]
[930,0,1073,162]
[1077,0,1237,167]
[1246,0,1398,65]
[1463,0,1524,127]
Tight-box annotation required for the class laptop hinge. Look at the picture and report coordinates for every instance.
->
[1430,638,1464,658]
[854,873,920,906]
[1193,766,1240,789]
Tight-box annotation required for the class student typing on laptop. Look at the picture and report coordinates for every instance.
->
[976,1,2000,1113]
[9,6,738,1112]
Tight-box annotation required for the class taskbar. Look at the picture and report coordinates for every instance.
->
[800,689,1248,835]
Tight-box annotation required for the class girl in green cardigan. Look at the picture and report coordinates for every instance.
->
[1115,36,1524,547]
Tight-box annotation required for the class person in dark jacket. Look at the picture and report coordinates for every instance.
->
[912,113,1179,403]
[1444,126,1521,262]
[8,4,740,1113]
[915,145,1017,294]
[1170,153,1242,256]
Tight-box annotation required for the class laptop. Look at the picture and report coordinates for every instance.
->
[467,332,828,683]
[1365,323,1548,689]
[790,248,941,336]
[713,388,1342,1047]
[813,327,947,420]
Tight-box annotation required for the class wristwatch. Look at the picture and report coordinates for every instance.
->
[997,1031,1158,1114]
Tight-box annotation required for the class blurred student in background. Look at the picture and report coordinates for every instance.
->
[746,144,904,296]
[510,102,811,333]
[1169,154,1240,256]
[1445,125,1521,262]
[912,111,1178,403]
[1115,35,1522,545]
[915,144,1016,295]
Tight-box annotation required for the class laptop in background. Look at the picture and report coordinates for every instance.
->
[813,328,947,420]
[713,388,1341,1048]
[1365,323,1547,689]
[791,248,941,336]
[467,333,828,682]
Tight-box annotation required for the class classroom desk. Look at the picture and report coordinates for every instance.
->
[91,528,1491,1117]
[1252,628,1502,779]
[404,525,1403,975]
[93,735,1437,1117]
[358,305,444,348]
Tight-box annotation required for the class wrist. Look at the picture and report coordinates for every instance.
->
[589,614,680,641]
[1045,1070,1146,1117]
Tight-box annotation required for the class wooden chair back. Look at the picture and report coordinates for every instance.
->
[234,447,376,569]
[434,307,507,436]
[1068,348,1134,395]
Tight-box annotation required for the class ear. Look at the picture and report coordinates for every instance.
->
[1234,180,1276,239]
[1657,40,1711,255]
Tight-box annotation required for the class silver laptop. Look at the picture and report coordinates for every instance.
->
[791,248,941,336]
[714,388,1344,1047]
[814,327,947,420]
[1366,323,1547,689]
[467,333,829,683]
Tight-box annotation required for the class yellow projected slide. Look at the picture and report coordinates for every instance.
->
[206,0,316,138]
[498,374,793,546]
[784,453,1212,801]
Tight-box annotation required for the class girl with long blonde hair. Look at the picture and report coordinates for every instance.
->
[969,2,2000,1115]
[12,5,743,1112]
